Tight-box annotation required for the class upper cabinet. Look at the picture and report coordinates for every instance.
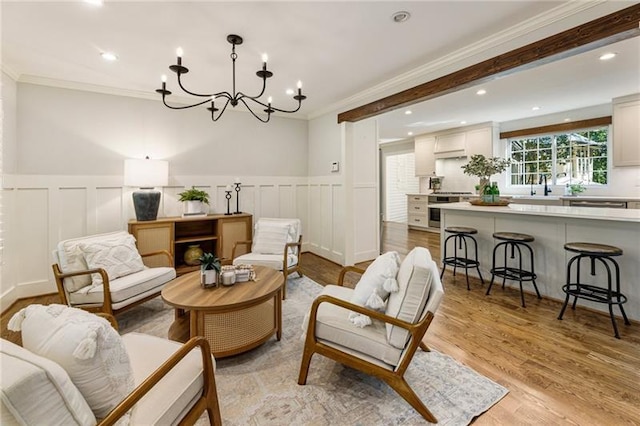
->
[612,94,640,167]
[414,135,436,176]
[414,124,496,175]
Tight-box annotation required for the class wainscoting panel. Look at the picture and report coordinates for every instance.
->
[1,175,315,303]
[307,179,344,264]
[332,184,345,259]
[320,184,332,252]
[353,185,379,263]
[15,188,50,286]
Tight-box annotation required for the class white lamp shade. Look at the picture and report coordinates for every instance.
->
[124,159,169,188]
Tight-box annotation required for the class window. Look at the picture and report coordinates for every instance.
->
[508,127,609,186]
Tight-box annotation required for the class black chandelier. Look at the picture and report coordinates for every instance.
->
[156,34,306,123]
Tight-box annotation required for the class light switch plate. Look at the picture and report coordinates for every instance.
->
[331,161,340,172]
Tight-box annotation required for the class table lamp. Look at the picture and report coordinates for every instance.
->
[124,157,169,221]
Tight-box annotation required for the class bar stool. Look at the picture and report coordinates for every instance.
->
[557,242,630,339]
[486,232,541,307]
[440,226,484,290]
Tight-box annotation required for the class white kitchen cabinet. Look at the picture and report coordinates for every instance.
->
[465,126,493,158]
[407,194,429,229]
[414,135,435,176]
[612,94,640,167]
[434,132,466,158]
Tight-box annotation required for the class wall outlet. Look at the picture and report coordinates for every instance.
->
[331,161,340,172]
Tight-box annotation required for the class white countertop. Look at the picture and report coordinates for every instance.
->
[439,202,640,223]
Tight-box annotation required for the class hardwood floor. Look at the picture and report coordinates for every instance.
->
[2,221,639,424]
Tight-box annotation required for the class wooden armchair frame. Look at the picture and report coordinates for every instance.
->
[232,235,303,299]
[298,266,437,423]
[52,250,173,318]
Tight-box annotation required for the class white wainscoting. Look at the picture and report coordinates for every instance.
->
[1,174,340,309]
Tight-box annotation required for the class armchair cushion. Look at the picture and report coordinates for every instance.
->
[232,253,298,271]
[386,247,442,349]
[57,231,128,292]
[123,333,214,425]
[68,267,175,308]
[251,221,293,255]
[307,285,403,367]
[0,339,96,426]
[348,251,400,327]
[80,232,145,286]
[9,305,134,420]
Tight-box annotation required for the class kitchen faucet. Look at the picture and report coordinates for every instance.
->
[539,174,552,196]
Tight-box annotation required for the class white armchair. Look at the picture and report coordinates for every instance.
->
[52,231,176,318]
[298,247,444,422]
[232,218,303,299]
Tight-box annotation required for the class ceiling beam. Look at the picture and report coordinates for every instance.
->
[337,4,640,124]
[500,116,612,140]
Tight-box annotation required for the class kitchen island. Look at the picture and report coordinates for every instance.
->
[439,202,640,321]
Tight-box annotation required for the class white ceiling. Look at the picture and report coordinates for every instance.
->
[2,1,638,140]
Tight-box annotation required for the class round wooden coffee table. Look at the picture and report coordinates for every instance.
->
[161,265,283,358]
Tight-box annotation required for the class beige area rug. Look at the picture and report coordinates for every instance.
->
[118,277,508,425]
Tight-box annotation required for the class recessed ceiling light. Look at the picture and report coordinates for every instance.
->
[460,121,467,125]
[532,106,541,111]
[286,89,294,95]
[564,118,571,122]
[101,52,118,61]
[599,52,616,61]
[405,110,412,115]
[392,11,411,23]
[84,0,103,5]
[408,131,413,136]
[476,89,487,96]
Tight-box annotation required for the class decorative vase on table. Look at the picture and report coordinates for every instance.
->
[184,245,204,266]
[201,268,218,288]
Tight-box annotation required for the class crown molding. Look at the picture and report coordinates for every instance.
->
[1,64,20,82]
[308,0,607,120]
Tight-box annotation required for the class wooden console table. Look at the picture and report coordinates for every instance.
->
[128,213,252,275]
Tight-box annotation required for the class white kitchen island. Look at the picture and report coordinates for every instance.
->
[439,202,640,321]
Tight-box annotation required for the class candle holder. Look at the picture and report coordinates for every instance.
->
[234,182,242,214]
[224,190,232,215]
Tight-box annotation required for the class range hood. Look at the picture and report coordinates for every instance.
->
[434,132,467,159]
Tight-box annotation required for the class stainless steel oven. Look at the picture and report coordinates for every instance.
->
[427,194,463,228]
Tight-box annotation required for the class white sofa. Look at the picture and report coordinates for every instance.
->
[52,231,176,317]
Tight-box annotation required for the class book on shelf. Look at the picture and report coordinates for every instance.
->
[181,212,208,218]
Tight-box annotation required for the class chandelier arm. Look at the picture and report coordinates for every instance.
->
[235,76,268,102]
[267,101,303,114]
[162,96,213,110]
[176,74,216,98]
[238,98,271,123]
[211,98,232,122]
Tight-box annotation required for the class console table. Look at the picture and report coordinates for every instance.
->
[128,213,252,275]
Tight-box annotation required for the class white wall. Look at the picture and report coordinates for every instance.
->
[1,81,311,308]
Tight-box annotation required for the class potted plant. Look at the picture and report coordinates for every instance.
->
[569,183,586,195]
[461,154,511,197]
[178,186,210,215]
[199,252,221,288]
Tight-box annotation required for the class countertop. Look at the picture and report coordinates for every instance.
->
[407,193,640,201]
[438,201,640,222]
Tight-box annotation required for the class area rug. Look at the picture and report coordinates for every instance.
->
[118,277,508,425]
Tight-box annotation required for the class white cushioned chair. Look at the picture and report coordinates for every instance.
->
[298,247,444,423]
[52,231,176,318]
[1,311,221,426]
[232,218,303,299]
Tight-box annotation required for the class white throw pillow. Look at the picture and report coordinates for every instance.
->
[252,223,292,255]
[8,304,134,421]
[348,251,401,327]
[80,233,144,286]
[1,339,96,426]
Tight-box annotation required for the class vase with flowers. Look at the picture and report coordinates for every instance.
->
[461,154,511,199]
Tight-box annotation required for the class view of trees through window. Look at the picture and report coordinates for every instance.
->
[508,127,609,186]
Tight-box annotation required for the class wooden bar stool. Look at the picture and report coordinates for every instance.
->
[440,226,484,290]
[486,232,541,307]
[558,242,630,339]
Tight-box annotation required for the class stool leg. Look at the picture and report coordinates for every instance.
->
[524,243,541,300]
[514,243,526,307]
[599,258,620,339]
[558,255,577,320]
[611,257,631,326]
[571,255,585,310]
[471,236,484,285]
[452,235,460,277]
[487,242,502,296]
[462,236,471,291]
[501,242,509,288]
[440,234,452,279]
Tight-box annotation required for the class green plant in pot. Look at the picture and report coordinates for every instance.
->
[199,252,221,288]
[178,186,210,215]
[569,183,586,195]
[461,155,511,198]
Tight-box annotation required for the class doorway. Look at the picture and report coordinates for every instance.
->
[380,141,420,223]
